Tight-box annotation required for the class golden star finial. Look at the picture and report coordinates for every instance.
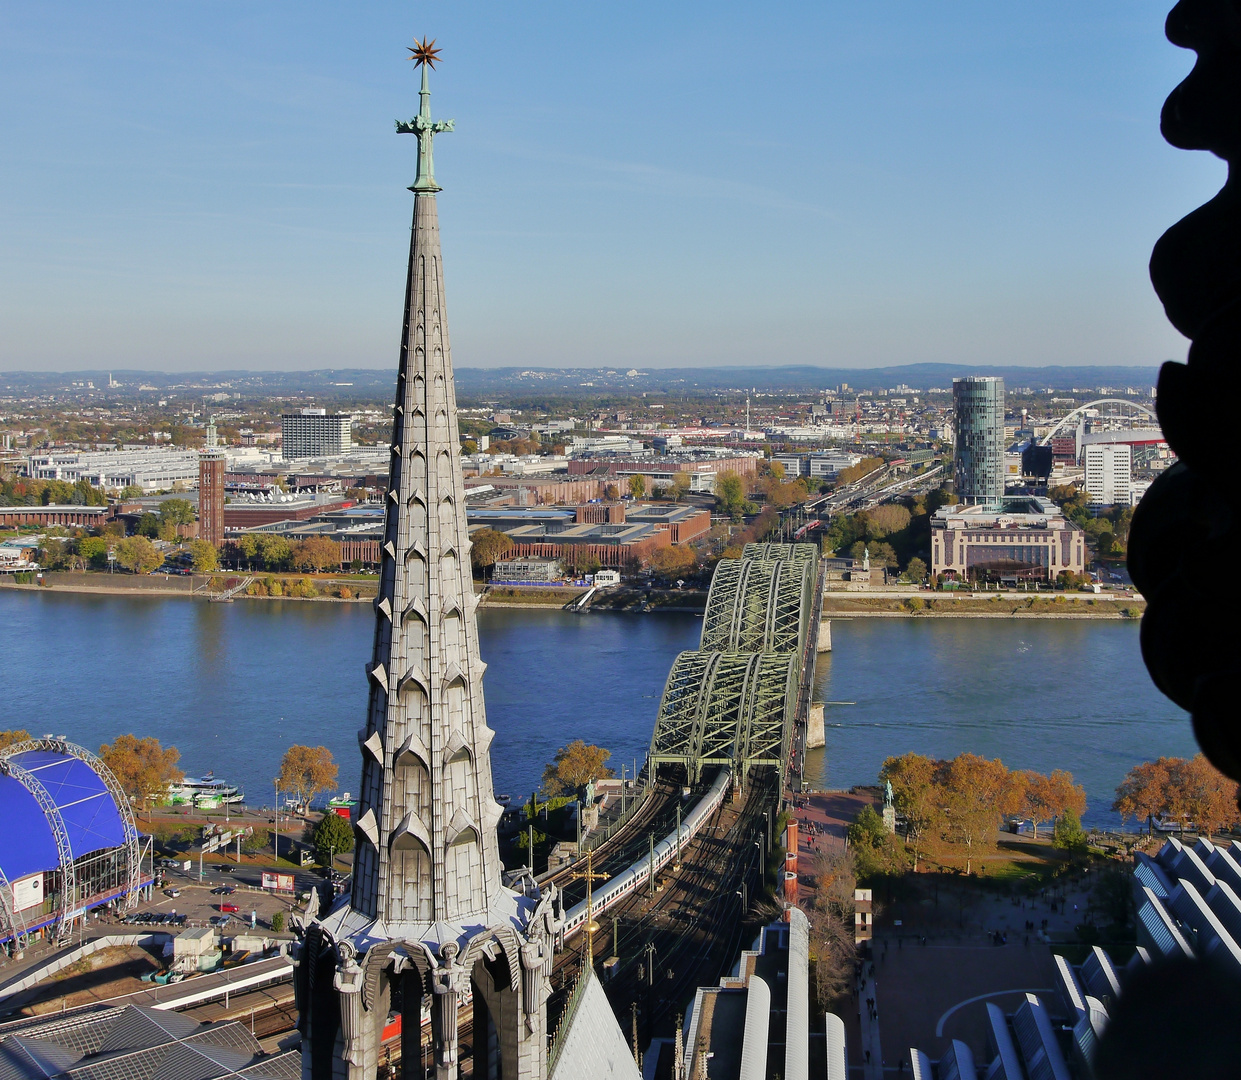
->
[408,37,442,69]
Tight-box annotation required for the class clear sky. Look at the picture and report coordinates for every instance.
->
[0,2,1224,372]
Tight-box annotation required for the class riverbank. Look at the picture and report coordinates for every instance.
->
[480,584,708,612]
[823,592,1144,619]
[0,571,377,602]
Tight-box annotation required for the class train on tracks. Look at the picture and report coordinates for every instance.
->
[562,768,731,938]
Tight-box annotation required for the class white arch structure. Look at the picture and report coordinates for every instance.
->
[1038,399,1159,447]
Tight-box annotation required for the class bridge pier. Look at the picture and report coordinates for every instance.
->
[816,619,832,652]
[806,703,825,750]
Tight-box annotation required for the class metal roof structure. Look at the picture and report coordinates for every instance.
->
[0,739,139,947]
[0,1005,297,1080]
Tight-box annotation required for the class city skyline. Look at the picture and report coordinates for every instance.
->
[1,2,1222,373]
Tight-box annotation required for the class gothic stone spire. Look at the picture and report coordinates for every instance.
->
[349,54,504,928]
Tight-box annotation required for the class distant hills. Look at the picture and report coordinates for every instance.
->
[0,362,1163,398]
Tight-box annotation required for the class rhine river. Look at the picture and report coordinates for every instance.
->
[0,591,1194,827]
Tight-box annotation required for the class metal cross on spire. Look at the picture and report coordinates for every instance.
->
[397,37,455,193]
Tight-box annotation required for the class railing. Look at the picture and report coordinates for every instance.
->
[547,955,591,1074]
[580,781,650,856]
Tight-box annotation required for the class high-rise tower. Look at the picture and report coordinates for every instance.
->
[952,376,1004,504]
[294,41,565,1080]
[198,416,225,546]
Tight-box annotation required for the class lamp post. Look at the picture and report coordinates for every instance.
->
[273,778,280,861]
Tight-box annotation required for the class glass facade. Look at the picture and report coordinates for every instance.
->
[953,377,1005,503]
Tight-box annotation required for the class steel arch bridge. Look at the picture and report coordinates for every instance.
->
[700,544,818,654]
[646,650,801,783]
[1037,399,1159,446]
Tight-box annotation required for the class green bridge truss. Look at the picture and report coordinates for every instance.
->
[646,650,801,783]
[647,542,820,784]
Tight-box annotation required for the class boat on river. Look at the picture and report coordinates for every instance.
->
[165,773,245,808]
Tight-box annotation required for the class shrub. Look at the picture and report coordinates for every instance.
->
[271,910,285,933]
[338,585,353,600]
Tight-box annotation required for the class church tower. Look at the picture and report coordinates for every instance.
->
[294,40,563,1080]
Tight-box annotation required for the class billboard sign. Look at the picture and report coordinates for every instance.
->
[261,872,295,892]
[12,874,42,911]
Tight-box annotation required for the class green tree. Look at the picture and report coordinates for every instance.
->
[136,513,161,538]
[541,740,614,796]
[236,534,260,569]
[669,471,692,501]
[312,812,355,865]
[1052,808,1089,853]
[77,536,110,569]
[38,538,72,570]
[905,556,928,583]
[271,910,286,932]
[715,471,747,521]
[115,535,163,574]
[628,474,647,499]
[158,498,195,527]
[187,539,219,573]
[257,534,293,571]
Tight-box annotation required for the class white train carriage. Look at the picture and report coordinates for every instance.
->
[563,768,731,937]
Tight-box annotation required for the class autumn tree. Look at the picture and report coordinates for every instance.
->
[100,735,184,815]
[278,745,339,812]
[1022,769,1087,839]
[805,850,858,1009]
[938,754,1010,874]
[879,753,938,870]
[187,539,219,573]
[115,536,163,574]
[628,474,647,499]
[1113,759,1174,835]
[670,472,692,501]
[541,740,614,796]
[649,544,697,579]
[0,730,31,751]
[715,471,748,521]
[1168,755,1240,839]
[292,536,341,572]
[470,528,514,572]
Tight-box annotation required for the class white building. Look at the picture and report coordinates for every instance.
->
[26,448,201,492]
[1083,443,1132,507]
[281,409,353,460]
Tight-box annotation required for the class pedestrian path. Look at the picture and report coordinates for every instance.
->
[857,960,883,1080]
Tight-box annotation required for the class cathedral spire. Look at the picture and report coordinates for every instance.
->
[349,41,503,929]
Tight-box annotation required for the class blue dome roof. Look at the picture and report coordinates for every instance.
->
[0,748,127,882]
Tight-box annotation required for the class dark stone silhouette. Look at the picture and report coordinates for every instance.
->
[1130,0,1241,782]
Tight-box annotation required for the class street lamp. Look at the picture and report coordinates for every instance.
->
[273,778,280,861]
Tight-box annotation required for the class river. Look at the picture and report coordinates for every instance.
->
[0,591,1193,827]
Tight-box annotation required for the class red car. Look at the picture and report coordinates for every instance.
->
[220,903,240,913]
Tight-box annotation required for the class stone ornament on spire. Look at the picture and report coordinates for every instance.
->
[397,37,455,193]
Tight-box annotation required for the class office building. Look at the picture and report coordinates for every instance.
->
[1084,443,1132,506]
[280,409,352,460]
[930,496,1086,583]
[953,377,1005,503]
[27,448,200,492]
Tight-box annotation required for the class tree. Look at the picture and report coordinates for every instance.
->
[866,504,912,537]
[258,535,293,571]
[158,498,195,527]
[0,730,31,751]
[541,740,614,796]
[278,745,339,811]
[99,735,183,814]
[292,536,341,572]
[806,850,857,1009]
[136,513,161,538]
[313,812,355,865]
[670,472,692,502]
[846,806,905,879]
[715,471,747,521]
[1113,759,1173,835]
[649,544,697,579]
[115,536,163,574]
[880,753,938,869]
[471,528,514,572]
[77,536,110,569]
[1052,808,1089,853]
[38,538,72,570]
[628,474,647,499]
[905,556,928,583]
[1168,754,1240,839]
[187,539,219,573]
[236,534,260,569]
[1023,769,1086,840]
[938,754,1010,874]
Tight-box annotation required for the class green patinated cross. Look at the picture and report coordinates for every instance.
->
[397,61,454,193]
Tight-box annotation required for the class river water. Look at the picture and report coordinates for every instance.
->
[0,592,1193,827]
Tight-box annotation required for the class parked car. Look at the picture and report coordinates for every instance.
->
[209,915,231,927]
[211,886,230,895]
[164,888,180,898]
[220,903,239,913]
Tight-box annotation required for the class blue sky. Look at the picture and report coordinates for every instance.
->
[0,2,1223,372]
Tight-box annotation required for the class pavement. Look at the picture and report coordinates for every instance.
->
[789,789,879,859]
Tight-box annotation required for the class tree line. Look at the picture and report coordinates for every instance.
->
[880,753,1087,873]
[1113,754,1239,837]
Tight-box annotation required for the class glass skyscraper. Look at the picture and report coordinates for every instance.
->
[953,376,1004,503]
